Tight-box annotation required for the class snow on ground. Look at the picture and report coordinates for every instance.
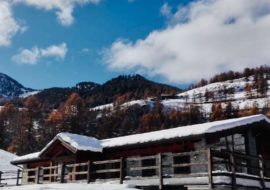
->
[0,149,18,172]
[1,183,138,190]
[0,149,19,186]
[90,103,114,111]
[20,91,40,98]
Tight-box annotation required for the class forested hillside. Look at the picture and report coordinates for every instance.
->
[1,66,270,156]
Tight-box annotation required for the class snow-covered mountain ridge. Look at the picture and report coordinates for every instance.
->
[90,76,270,116]
[0,73,37,100]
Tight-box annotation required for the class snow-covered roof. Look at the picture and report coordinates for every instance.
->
[12,133,102,164]
[11,114,270,164]
[101,114,270,148]
[11,152,40,164]
[40,132,103,155]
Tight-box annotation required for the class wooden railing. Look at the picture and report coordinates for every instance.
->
[0,169,22,186]
[211,150,270,189]
[19,149,270,190]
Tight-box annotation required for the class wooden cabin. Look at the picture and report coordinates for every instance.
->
[11,114,270,190]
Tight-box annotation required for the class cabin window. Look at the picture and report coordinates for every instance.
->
[173,155,191,174]
[211,133,246,154]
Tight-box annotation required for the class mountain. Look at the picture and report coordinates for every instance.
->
[90,68,270,119]
[2,67,270,156]
[84,74,181,107]
[31,74,181,109]
[0,73,36,101]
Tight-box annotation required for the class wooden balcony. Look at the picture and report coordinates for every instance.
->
[2,149,270,189]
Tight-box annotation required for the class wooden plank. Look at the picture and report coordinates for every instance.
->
[35,167,41,184]
[73,171,88,175]
[129,166,159,171]
[43,174,59,177]
[16,169,21,186]
[93,168,120,174]
[173,150,207,157]
[0,171,2,184]
[207,148,213,190]
[66,163,88,168]
[27,176,36,179]
[172,162,208,168]
[92,159,121,165]
[23,168,37,172]
[173,173,209,178]
[127,155,158,161]
[259,155,266,189]
[229,153,236,190]
[42,166,58,170]
[60,163,65,183]
[87,161,91,183]
[120,157,125,184]
[159,153,163,190]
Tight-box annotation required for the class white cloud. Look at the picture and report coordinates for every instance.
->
[12,0,100,26]
[103,0,270,83]
[0,0,98,47]
[12,43,68,64]
[0,1,24,46]
[160,3,172,18]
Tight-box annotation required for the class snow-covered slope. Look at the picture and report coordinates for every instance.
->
[0,73,36,99]
[0,149,18,172]
[90,76,270,116]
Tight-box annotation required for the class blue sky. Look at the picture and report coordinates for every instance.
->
[0,0,183,89]
[1,0,270,90]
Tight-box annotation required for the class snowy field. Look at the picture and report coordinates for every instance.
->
[0,149,18,172]
[0,149,20,186]
[1,183,138,190]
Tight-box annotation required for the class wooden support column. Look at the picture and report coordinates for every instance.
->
[87,161,92,183]
[229,153,236,190]
[16,169,21,186]
[207,148,213,190]
[60,163,66,183]
[35,167,41,184]
[49,162,53,182]
[259,155,265,189]
[158,153,163,190]
[120,157,125,184]
[72,164,76,181]
[0,171,2,184]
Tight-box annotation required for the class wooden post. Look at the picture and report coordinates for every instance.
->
[72,164,76,181]
[16,169,21,186]
[259,155,265,189]
[60,163,66,183]
[158,153,163,190]
[87,161,92,183]
[120,157,125,184]
[229,153,236,190]
[49,162,53,182]
[35,167,41,184]
[0,171,2,184]
[207,148,213,190]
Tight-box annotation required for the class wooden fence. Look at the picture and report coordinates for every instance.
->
[0,169,22,186]
[5,149,270,189]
